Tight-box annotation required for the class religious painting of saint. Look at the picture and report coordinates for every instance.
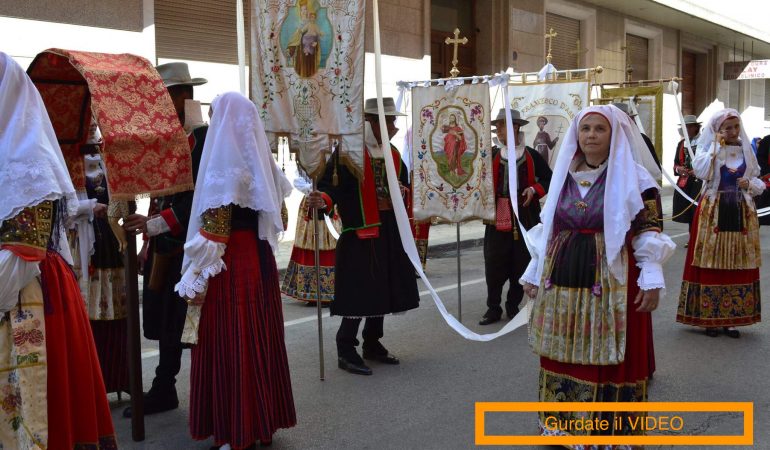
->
[430,108,477,188]
[280,0,333,78]
[531,115,560,164]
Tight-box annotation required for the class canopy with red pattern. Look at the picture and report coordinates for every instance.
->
[27,49,193,200]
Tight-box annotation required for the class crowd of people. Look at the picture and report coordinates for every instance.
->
[0,50,765,450]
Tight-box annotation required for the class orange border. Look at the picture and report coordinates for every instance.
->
[475,402,753,446]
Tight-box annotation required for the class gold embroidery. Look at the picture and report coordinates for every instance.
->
[201,205,232,240]
[635,198,662,234]
[0,201,54,252]
[692,195,761,269]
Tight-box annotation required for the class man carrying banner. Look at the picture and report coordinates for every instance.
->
[122,62,208,416]
[307,97,420,376]
[480,109,552,325]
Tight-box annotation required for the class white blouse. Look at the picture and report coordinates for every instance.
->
[692,143,765,198]
[174,232,227,300]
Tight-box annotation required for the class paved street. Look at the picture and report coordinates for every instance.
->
[111,192,769,449]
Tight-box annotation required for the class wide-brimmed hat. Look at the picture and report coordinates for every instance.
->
[611,102,636,117]
[682,114,702,125]
[363,97,406,116]
[491,108,529,127]
[155,62,208,87]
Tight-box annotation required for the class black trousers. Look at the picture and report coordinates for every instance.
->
[483,224,530,318]
[336,317,384,357]
[143,249,187,395]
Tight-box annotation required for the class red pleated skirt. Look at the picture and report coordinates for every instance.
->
[90,319,129,394]
[42,251,117,449]
[190,230,296,449]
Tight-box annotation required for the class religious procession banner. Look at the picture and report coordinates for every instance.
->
[251,0,365,179]
[600,85,664,161]
[507,80,590,168]
[411,83,495,223]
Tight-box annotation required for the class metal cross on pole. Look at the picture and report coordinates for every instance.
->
[445,28,468,79]
[569,38,589,68]
[545,27,558,64]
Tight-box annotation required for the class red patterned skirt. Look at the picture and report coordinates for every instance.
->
[42,251,117,449]
[190,230,296,448]
[677,199,761,327]
[538,259,653,443]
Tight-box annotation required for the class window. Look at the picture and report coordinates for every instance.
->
[155,0,251,64]
[545,12,581,70]
[625,33,649,81]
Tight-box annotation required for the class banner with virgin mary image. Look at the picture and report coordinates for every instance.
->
[411,83,495,223]
[507,80,590,168]
[251,0,365,179]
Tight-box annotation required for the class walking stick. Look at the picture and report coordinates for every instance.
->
[312,179,325,381]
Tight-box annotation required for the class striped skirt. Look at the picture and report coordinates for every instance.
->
[190,230,296,448]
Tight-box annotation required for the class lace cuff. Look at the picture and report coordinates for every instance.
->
[174,232,227,300]
[632,231,675,291]
[146,215,171,237]
[748,177,766,197]
[519,258,539,286]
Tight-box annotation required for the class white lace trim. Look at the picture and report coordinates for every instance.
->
[174,260,226,300]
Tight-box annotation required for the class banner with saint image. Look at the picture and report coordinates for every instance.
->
[507,81,590,168]
[411,83,495,223]
[251,0,365,178]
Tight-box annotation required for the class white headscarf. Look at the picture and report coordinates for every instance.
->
[695,108,759,180]
[183,92,292,271]
[535,105,660,284]
[0,52,78,227]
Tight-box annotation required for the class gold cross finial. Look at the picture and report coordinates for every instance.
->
[545,27,558,64]
[569,38,589,68]
[444,28,468,78]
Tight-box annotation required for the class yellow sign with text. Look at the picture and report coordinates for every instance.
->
[475,402,753,446]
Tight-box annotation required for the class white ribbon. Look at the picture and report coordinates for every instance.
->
[372,0,528,341]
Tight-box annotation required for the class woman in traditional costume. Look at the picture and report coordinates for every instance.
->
[174,92,296,449]
[0,51,117,449]
[77,153,129,396]
[281,168,338,305]
[521,105,675,447]
[677,109,763,338]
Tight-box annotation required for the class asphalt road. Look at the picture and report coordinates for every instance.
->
[110,209,770,449]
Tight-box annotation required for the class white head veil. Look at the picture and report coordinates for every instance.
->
[695,108,759,179]
[535,105,660,284]
[0,52,78,227]
[182,92,292,273]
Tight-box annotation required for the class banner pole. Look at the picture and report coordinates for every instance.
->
[456,223,462,322]
[312,178,325,381]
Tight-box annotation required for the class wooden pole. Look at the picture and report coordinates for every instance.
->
[125,201,145,441]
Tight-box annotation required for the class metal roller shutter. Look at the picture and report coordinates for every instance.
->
[626,33,649,81]
[545,12,581,70]
[155,0,250,64]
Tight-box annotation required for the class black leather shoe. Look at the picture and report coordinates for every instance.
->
[338,356,372,375]
[479,315,501,325]
[723,327,740,338]
[363,351,400,365]
[705,328,719,337]
[122,390,179,418]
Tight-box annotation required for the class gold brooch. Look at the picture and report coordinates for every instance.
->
[578,180,592,187]
[574,200,588,211]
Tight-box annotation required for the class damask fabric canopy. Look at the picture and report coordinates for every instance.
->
[27,49,194,200]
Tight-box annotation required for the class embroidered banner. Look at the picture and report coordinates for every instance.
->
[600,85,664,162]
[27,49,194,199]
[507,81,590,168]
[411,83,494,223]
[251,0,365,179]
